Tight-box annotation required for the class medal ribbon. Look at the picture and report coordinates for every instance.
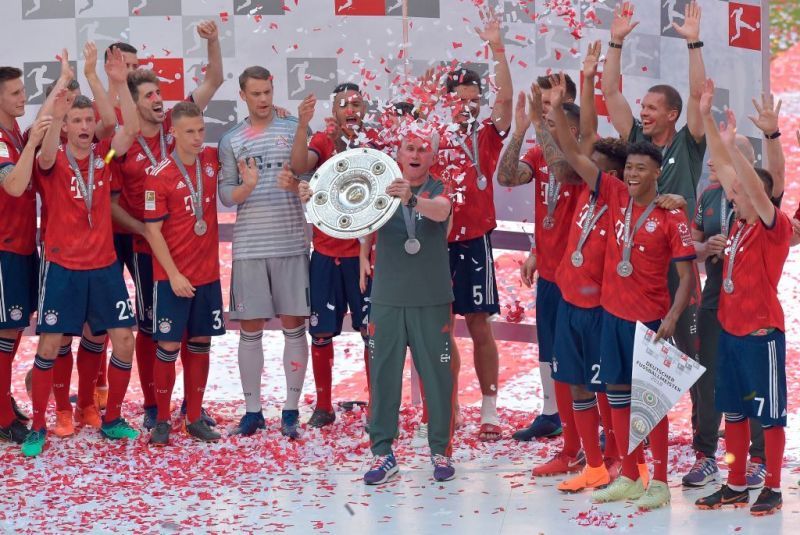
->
[401,176,433,244]
[454,127,483,184]
[136,125,167,168]
[171,150,204,225]
[620,198,657,264]
[574,194,607,256]
[65,147,95,228]
[724,221,754,286]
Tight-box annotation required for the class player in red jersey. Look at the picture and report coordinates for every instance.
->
[694,80,792,516]
[430,8,513,441]
[548,74,696,509]
[0,65,54,444]
[23,50,141,456]
[288,83,384,428]
[111,21,224,430]
[497,74,584,455]
[143,101,228,445]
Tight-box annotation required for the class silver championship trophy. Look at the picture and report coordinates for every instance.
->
[307,148,402,239]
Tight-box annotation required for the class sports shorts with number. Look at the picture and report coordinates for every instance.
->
[152,280,225,342]
[37,261,135,336]
[448,232,500,315]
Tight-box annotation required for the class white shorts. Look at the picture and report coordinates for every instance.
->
[229,255,310,320]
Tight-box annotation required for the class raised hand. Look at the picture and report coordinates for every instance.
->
[610,1,639,42]
[52,87,74,118]
[719,109,738,147]
[28,115,53,146]
[549,73,567,109]
[583,40,602,80]
[197,20,219,41]
[83,41,98,78]
[58,48,75,82]
[297,94,316,125]
[385,178,412,205]
[104,46,128,85]
[513,92,531,137]
[475,4,502,47]
[672,1,701,41]
[699,78,714,117]
[528,83,544,126]
[748,93,781,135]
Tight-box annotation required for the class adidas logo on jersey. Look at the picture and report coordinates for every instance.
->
[176,181,186,189]
[136,153,147,162]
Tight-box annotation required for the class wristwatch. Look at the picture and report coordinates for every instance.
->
[407,193,418,208]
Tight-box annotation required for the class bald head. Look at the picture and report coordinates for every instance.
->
[734,134,756,165]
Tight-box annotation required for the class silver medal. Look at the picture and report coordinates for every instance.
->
[542,216,555,230]
[570,251,584,267]
[616,260,633,278]
[476,174,488,191]
[404,238,421,255]
[722,278,734,294]
[194,220,207,236]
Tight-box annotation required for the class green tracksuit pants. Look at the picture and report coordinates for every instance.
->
[368,302,454,457]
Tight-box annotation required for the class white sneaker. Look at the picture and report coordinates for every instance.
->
[411,422,428,449]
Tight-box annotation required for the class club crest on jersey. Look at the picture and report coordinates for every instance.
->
[94,158,105,170]
[309,313,318,327]
[9,306,23,322]
[204,164,215,177]
[166,133,175,145]
[158,318,173,334]
[44,309,58,326]
[645,219,657,233]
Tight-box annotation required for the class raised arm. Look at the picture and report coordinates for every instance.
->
[496,91,533,187]
[724,109,776,226]
[672,1,706,142]
[578,40,601,155]
[37,89,73,171]
[748,93,785,198]
[533,81,579,183]
[37,49,74,120]
[189,21,224,111]
[106,47,139,155]
[699,79,737,198]
[84,42,117,140]
[0,116,51,197]
[549,75,600,190]
[475,7,512,133]
[602,1,638,139]
[289,94,319,174]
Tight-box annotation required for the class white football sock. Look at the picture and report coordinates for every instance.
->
[238,330,264,413]
[480,395,499,426]
[540,362,558,415]
[283,325,309,410]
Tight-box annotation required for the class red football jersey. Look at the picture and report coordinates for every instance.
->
[143,147,220,286]
[309,128,383,258]
[597,174,696,323]
[718,210,791,335]
[35,139,119,270]
[116,108,177,252]
[555,179,614,309]
[0,121,36,255]
[432,118,506,242]
[521,146,583,282]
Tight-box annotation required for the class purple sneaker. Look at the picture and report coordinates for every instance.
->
[746,459,766,490]
[364,453,399,485]
[432,454,455,482]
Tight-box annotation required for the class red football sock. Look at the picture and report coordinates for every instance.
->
[597,393,618,460]
[135,331,157,407]
[724,418,750,488]
[650,416,669,482]
[184,342,210,423]
[610,404,642,481]
[76,340,103,409]
[572,397,603,467]
[52,344,74,411]
[0,335,20,427]
[104,354,132,423]
[154,346,178,421]
[764,426,785,489]
[554,381,580,457]
[95,337,109,387]
[180,337,189,394]
[31,355,55,431]
[311,338,334,412]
